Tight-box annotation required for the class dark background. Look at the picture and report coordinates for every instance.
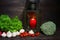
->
[0,0,59,40]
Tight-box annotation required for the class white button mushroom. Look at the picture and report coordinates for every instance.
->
[29,30,34,34]
[16,31,20,35]
[6,31,12,38]
[1,32,6,37]
[12,32,17,37]
[19,29,25,33]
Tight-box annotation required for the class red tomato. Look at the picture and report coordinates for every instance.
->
[31,34,35,37]
[28,34,35,37]
[28,34,31,36]
[35,32,40,36]
[24,32,29,36]
[20,33,24,37]
[24,32,29,37]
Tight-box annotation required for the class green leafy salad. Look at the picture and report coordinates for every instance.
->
[0,15,23,32]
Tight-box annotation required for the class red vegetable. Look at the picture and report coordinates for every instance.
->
[20,33,24,37]
[20,32,29,37]
[35,32,40,36]
[0,31,2,36]
[28,34,35,37]
[31,34,35,37]
[24,32,29,36]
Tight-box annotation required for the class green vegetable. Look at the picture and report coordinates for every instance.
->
[40,21,56,35]
[0,15,23,32]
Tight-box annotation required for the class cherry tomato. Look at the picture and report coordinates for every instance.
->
[25,32,29,36]
[35,32,40,36]
[20,33,24,37]
[28,34,31,36]
[31,34,35,37]
[23,32,29,37]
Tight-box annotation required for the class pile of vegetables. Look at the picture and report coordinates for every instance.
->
[0,29,40,38]
[40,21,56,35]
[0,15,23,32]
[0,15,56,38]
[0,15,40,38]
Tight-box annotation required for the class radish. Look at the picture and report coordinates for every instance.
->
[1,32,6,37]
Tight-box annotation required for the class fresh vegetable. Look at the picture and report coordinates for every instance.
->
[1,32,6,37]
[28,30,35,37]
[19,32,28,37]
[12,32,17,37]
[6,31,12,38]
[40,21,56,35]
[19,29,25,33]
[29,30,34,34]
[16,31,20,35]
[35,32,40,36]
[20,33,24,37]
[31,34,35,37]
[0,15,23,32]
[23,32,29,37]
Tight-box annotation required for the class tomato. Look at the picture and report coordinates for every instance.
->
[25,32,29,36]
[31,34,35,37]
[20,33,24,37]
[28,34,31,36]
[23,32,29,37]
[35,32,40,36]
[28,34,35,37]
